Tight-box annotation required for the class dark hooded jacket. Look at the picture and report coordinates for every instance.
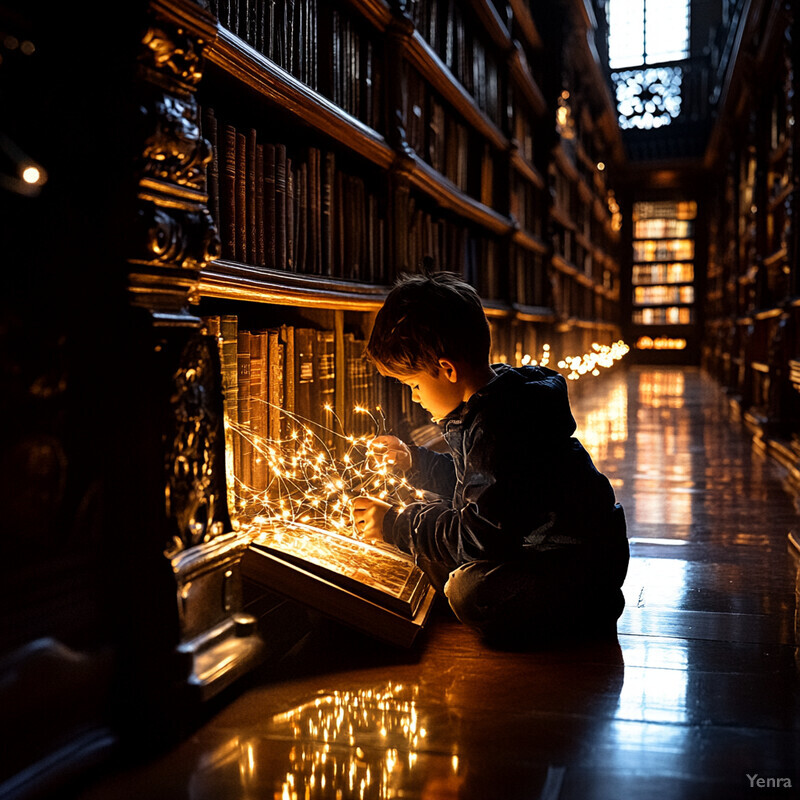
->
[382,364,618,572]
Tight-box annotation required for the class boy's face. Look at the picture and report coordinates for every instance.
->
[387,361,465,421]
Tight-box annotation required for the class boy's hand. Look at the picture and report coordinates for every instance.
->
[352,495,393,540]
[370,435,412,472]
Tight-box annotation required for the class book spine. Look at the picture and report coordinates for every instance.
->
[237,329,253,491]
[203,107,221,234]
[275,144,287,268]
[334,171,345,278]
[235,130,247,262]
[253,0,263,53]
[287,157,295,269]
[314,146,323,275]
[308,147,319,275]
[367,193,376,283]
[264,142,276,269]
[280,324,296,440]
[316,329,336,449]
[321,151,335,276]
[294,328,315,426]
[296,161,307,272]
[311,0,318,90]
[351,22,360,122]
[274,0,285,66]
[286,0,296,77]
[364,37,374,131]
[246,127,258,264]
[265,0,275,60]
[333,315,346,457]
[255,143,265,266]
[249,330,267,492]
[332,9,341,107]
[221,123,237,259]
[267,329,284,444]
[219,314,239,513]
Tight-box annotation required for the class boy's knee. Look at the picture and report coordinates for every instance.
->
[443,561,491,627]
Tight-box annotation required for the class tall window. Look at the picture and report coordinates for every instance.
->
[607,0,690,130]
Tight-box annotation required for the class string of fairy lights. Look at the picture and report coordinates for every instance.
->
[521,340,630,380]
[230,402,424,534]
[225,341,629,537]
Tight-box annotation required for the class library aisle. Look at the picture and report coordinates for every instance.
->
[76,366,800,800]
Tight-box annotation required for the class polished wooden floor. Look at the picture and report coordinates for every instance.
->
[78,366,800,800]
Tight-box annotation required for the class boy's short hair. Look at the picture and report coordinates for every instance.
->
[367,271,491,376]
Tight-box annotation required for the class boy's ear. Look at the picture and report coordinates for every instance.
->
[438,358,459,383]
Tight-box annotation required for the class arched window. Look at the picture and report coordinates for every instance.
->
[607,0,690,130]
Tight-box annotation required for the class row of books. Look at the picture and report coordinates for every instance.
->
[404,66,497,210]
[633,285,696,306]
[632,263,695,285]
[511,247,549,309]
[208,0,509,135]
[209,0,318,91]
[201,108,389,282]
[404,197,501,300]
[405,67,473,197]
[511,173,545,239]
[201,106,508,290]
[512,85,538,165]
[408,0,504,128]
[320,8,382,132]
[202,315,386,494]
[208,0,382,133]
[632,306,694,326]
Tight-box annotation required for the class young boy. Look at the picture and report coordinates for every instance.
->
[352,271,629,646]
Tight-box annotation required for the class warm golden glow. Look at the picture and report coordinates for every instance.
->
[21,165,44,185]
[224,402,418,543]
[522,340,630,381]
[577,382,628,464]
[270,683,426,799]
[556,94,575,139]
[636,336,687,350]
[607,190,622,231]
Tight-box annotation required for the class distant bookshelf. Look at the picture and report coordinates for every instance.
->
[630,199,697,328]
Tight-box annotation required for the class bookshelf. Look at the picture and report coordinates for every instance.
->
[701,0,799,461]
[629,199,697,349]
[541,0,624,360]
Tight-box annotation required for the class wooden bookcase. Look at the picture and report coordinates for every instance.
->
[628,198,698,355]
[702,0,800,468]
[537,0,624,360]
[0,0,625,794]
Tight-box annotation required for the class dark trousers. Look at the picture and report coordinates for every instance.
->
[422,504,630,646]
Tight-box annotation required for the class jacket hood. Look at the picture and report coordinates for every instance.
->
[443,363,577,438]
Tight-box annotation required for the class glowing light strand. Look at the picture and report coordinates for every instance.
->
[521,340,630,381]
[228,402,422,539]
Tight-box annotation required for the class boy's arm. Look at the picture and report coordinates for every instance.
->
[406,445,457,497]
[383,427,521,570]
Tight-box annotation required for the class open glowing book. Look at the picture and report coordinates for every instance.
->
[242,521,437,647]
